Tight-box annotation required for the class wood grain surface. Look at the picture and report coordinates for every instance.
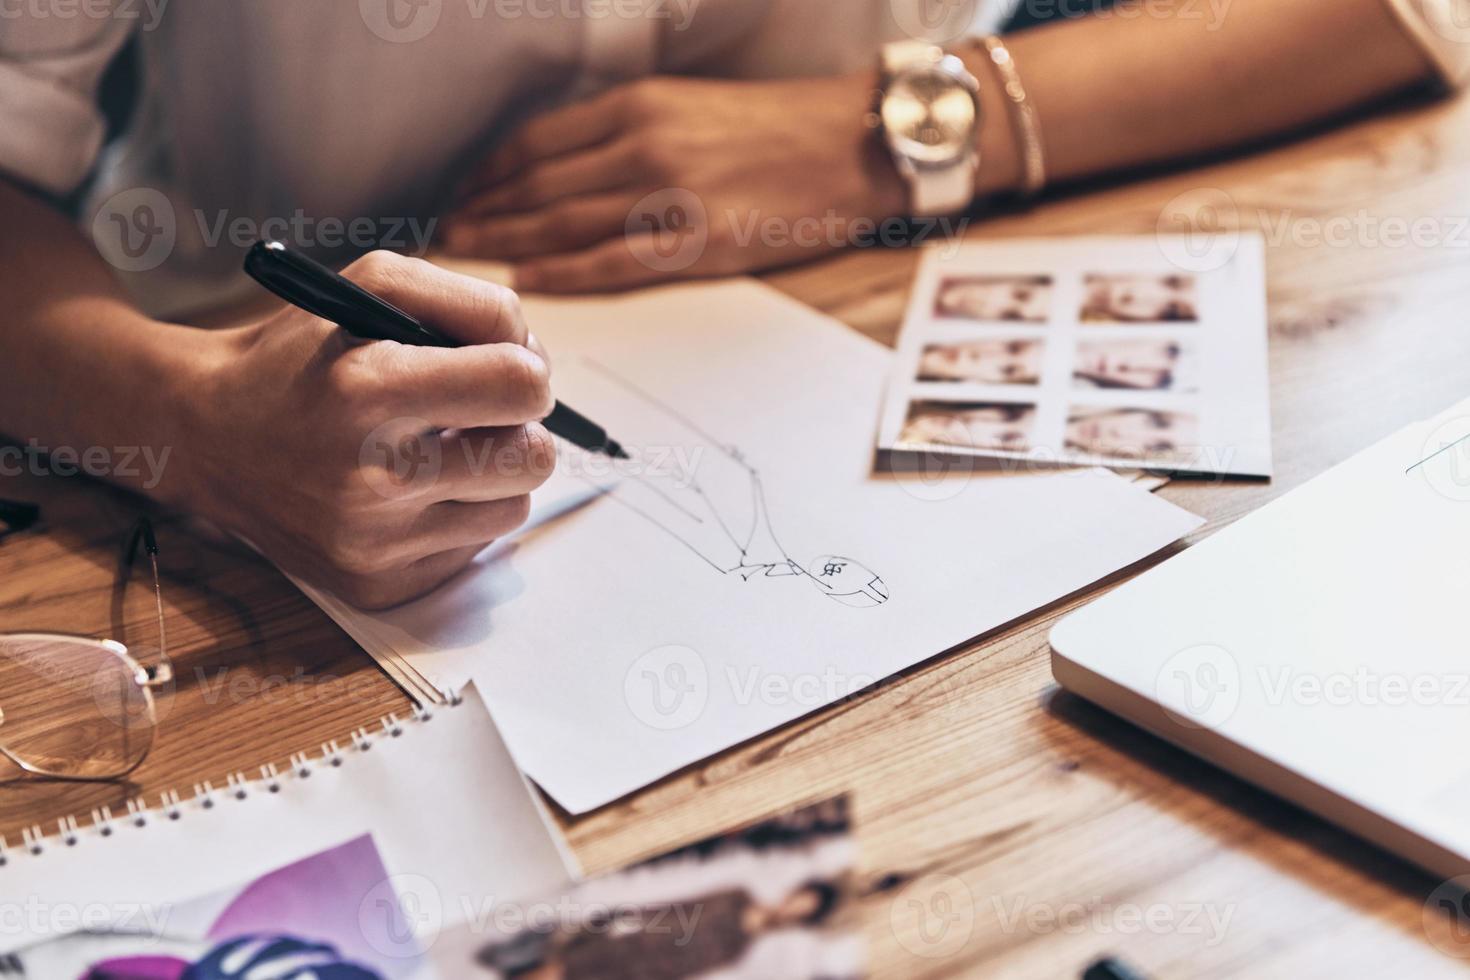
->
[4,89,1470,978]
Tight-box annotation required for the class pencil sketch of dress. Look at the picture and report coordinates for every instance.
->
[573,358,888,608]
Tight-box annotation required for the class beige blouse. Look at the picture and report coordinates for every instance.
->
[1382,0,1470,87]
[0,0,1462,314]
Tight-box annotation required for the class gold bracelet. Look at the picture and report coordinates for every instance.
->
[977,35,1046,198]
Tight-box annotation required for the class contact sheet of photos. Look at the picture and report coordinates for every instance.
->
[878,235,1273,477]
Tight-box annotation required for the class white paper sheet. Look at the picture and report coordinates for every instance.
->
[877,236,1273,477]
[301,277,1203,813]
[0,685,574,954]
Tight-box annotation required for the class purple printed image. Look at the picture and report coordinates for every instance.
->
[15,835,418,980]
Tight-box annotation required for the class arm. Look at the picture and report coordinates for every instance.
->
[964,0,1444,198]
[440,0,1450,292]
[0,180,206,499]
[0,179,556,608]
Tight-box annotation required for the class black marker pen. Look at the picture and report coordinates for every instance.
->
[244,240,628,459]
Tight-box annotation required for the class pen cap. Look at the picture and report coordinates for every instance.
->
[244,241,452,347]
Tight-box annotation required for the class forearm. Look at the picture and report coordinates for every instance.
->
[964,0,1440,197]
[0,180,219,504]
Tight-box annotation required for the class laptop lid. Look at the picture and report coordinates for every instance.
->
[1051,398,1470,878]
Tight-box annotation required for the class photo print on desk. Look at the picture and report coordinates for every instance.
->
[11,800,858,980]
[430,796,863,979]
[879,236,1272,477]
[12,834,420,979]
[933,274,1054,323]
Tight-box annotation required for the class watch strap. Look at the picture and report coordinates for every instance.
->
[910,160,977,217]
[880,39,943,78]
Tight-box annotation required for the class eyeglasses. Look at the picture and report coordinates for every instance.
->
[0,504,174,781]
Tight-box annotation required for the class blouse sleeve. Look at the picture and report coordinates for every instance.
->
[0,7,135,195]
[1379,0,1470,89]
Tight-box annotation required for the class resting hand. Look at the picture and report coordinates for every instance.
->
[179,252,556,608]
[438,74,906,293]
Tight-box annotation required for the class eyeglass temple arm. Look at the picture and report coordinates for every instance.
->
[0,498,40,535]
[127,518,173,687]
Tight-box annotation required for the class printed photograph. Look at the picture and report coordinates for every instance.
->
[916,338,1045,385]
[1072,338,1197,391]
[1080,273,1198,323]
[933,275,1053,323]
[15,835,418,979]
[898,401,1037,452]
[1065,406,1200,462]
[438,796,863,979]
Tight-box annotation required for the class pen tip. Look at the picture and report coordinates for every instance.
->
[606,441,630,460]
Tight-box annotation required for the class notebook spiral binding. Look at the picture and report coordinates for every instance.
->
[0,692,462,866]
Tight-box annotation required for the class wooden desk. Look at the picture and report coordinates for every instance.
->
[5,91,1470,978]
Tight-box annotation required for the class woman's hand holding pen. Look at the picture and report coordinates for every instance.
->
[176,252,556,608]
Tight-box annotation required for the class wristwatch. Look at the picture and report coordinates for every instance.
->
[873,40,982,218]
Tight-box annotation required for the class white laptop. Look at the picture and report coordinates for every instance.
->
[1051,396,1470,878]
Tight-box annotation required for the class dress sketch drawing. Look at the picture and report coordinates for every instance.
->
[572,358,888,609]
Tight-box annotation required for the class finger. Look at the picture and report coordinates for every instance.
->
[452,140,640,219]
[431,423,558,501]
[526,331,550,371]
[514,233,713,294]
[405,496,535,555]
[339,545,486,610]
[458,91,626,196]
[440,193,638,262]
[339,250,528,347]
[353,341,553,429]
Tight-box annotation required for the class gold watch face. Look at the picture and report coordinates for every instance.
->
[881,66,977,165]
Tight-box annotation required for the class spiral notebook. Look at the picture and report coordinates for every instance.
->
[0,684,575,957]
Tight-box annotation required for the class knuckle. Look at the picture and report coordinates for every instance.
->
[704,218,733,249]
[487,494,533,536]
[347,249,411,291]
[622,78,661,114]
[516,170,549,206]
[331,349,389,407]
[519,422,558,482]
[539,207,577,248]
[338,573,407,611]
[480,423,555,484]
[542,204,599,250]
[634,143,676,180]
[487,280,521,319]
[710,247,746,277]
[594,248,629,279]
[502,345,552,415]
[321,527,382,576]
[498,143,527,176]
[490,425,536,474]
[485,282,524,342]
